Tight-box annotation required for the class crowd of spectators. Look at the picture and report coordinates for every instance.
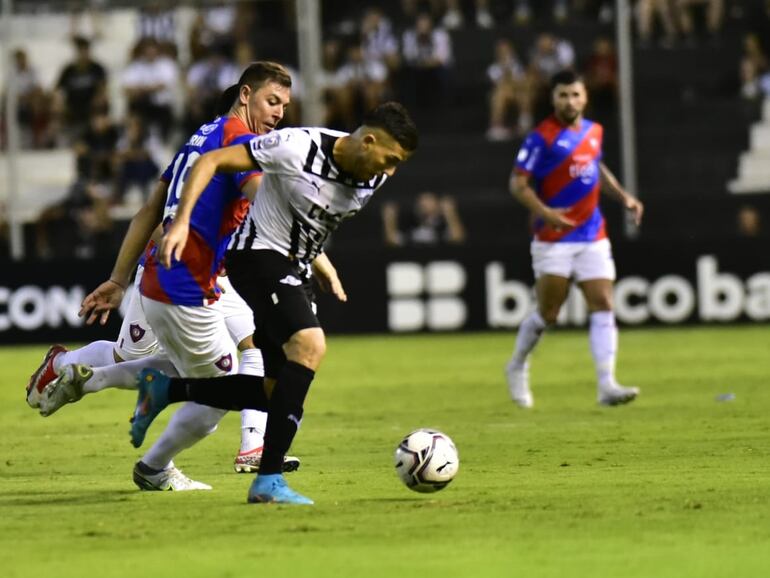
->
[2,0,769,258]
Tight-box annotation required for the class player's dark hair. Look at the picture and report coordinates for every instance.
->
[238,61,292,92]
[550,69,583,91]
[362,102,419,152]
[214,62,292,117]
[214,84,240,117]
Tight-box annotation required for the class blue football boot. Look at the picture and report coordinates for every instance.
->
[247,474,314,505]
[130,368,170,448]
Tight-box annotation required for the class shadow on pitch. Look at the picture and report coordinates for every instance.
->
[0,488,138,507]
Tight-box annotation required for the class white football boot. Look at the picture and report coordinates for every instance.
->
[505,361,534,408]
[598,383,640,406]
[39,364,92,417]
[132,461,212,491]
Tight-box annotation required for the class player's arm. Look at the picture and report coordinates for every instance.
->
[599,162,644,225]
[160,144,257,268]
[240,173,263,202]
[79,180,168,325]
[509,171,577,229]
[311,253,347,302]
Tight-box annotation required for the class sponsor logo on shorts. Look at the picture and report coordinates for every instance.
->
[279,275,302,286]
[129,324,146,343]
[215,353,233,372]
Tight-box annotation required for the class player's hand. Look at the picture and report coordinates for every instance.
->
[79,280,126,325]
[542,208,577,231]
[314,268,348,302]
[158,221,189,269]
[625,196,644,226]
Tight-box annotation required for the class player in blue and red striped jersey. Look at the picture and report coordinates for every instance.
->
[504,69,644,408]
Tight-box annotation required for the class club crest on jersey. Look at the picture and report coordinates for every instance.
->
[279,275,302,286]
[215,354,233,372]
[251,134,281,151]
[129,324,146,343]
[200,122,218,135]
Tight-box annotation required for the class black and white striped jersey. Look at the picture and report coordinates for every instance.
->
[228,127,389,267]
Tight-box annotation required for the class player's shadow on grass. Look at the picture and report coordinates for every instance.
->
[0,488,137,507]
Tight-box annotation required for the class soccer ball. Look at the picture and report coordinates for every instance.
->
[394,429,459,493]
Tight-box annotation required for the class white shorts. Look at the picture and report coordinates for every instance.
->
[115,266,161,361]
[140,295,238,378]
[214,275,255,346]
[531,238,616,282]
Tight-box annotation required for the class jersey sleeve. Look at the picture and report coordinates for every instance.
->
[513,132,545,176]
[228,132,263,188]
[245,128,304,173]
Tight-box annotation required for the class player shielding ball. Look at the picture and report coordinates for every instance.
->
[131,102,418,505]
[505,69,644,408]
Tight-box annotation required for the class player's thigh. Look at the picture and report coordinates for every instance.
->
[115,266,160,361]
[140,296,238,378]
[535,275,572,321]
[574,239,616,311]
[227,250,320,376]
[215,275,256,347]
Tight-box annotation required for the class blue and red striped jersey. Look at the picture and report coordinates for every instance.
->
[140,116,260,305]
[514,116,605,243]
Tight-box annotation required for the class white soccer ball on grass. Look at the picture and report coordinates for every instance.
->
[394,428,459,493]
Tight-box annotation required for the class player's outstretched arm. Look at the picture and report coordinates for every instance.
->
[599,162,644,225]
[159,144,256,268]
[312,253,348,302]
[79,180,168,325]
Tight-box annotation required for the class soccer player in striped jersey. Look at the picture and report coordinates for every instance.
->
[34,63,328,490]
[129,102,418,504]
[504,69,644,408]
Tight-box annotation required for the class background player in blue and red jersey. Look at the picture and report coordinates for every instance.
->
[504,69,644,409]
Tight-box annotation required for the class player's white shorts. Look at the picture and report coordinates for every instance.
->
[214,275,255,346]
[115,266,160,361]
[531,238,616,282]
[140,295,239,378]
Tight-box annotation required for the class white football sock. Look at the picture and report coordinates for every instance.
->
[238,348,266,453]
[509,311,547,368]
[240,410,267,453]
[589,310,618,390]
[141,402,227,471]
[239,348,264,377]
[54,340,116,373]
[81,354,178,394]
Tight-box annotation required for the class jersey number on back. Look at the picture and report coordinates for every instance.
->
[163,151,201,221]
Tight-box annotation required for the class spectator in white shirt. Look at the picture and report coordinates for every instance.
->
[122,38,179,141]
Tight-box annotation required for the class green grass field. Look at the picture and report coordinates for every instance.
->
[2,326,770,578]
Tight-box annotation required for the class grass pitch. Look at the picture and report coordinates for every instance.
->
[2,326,770,578]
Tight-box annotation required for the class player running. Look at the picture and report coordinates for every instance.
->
[129,102,418,504]
[31,62,342,490]
[504,69,644,408]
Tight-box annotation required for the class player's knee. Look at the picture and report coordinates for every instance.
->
[539,308,560,325]
[285,328,326,368]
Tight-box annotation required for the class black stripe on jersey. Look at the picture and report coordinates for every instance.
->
[303,129,383,190]
[243,216,257,250]
[301,222,315,261]
[243,143,263,171]
[303,138,318,173]
[288,215,302,259]
[230,217,248,249]
[319,133,337,178]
